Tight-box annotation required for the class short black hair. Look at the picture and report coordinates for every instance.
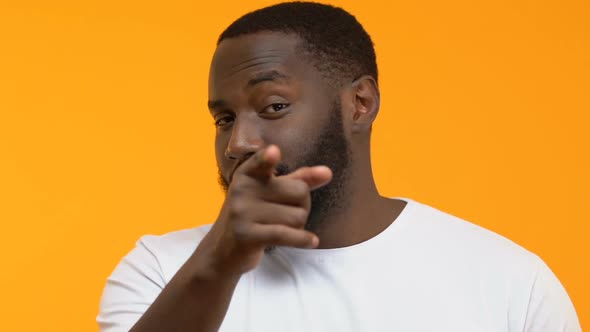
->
[218,1,378,85]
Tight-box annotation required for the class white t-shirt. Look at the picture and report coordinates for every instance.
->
[97,198,581,331]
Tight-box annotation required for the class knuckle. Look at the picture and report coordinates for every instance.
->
[227,199,247,218]
[267,227,286,242]
[228,177,257,198]
[232,220,251,240]
[227,185,242,198]
[291,208,308,226]
[290,180,309,200]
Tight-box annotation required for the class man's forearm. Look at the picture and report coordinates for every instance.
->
[129,253,241,332]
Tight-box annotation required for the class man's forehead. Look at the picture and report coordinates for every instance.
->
[209,32,303,82]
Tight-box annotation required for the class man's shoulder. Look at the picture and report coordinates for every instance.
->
[134,224,213,282]
[408,200,580,328]
[404,198,542,270]
[139,224,213,252]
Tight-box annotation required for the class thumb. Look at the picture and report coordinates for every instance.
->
[283,166,333,191]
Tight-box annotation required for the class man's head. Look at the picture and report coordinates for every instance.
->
[208,2,380,228]
[217,2,378,87]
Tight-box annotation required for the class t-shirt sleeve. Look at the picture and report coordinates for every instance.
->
[523,259,581,332]
[97,236,166,332]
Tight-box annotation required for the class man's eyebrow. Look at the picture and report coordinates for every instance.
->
[208,71,290,110]
[208,99,226,111]
[247,70,290,87]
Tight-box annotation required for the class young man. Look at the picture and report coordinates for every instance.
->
[98,2,581,331]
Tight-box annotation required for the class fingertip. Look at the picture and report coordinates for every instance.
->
[314,165,333,178]
[310,166,333,186]
[263,145,281,164]
[308,235,319,249]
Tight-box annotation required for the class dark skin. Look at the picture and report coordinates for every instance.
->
[130,32,406,332]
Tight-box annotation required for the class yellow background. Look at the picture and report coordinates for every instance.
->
[1,0,588,330]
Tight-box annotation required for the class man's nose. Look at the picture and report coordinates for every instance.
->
[224,114,264,160]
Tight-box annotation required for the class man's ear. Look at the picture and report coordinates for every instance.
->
[350,75,380,133]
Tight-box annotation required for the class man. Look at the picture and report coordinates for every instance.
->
[98,2,581,331]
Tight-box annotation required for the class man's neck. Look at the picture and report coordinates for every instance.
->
[310,182,407,249]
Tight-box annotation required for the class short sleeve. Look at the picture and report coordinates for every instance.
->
[523,260,581,332]
[97,237,166,332]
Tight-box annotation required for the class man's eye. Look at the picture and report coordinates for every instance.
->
[214,116,234,127]
[263,103,289,113]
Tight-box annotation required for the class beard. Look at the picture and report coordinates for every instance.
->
[218,99,352,231]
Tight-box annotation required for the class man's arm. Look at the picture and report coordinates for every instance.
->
[98,146,332,332]
[523,259,581,331]
[127,251,241,332]
[97,236,238,332]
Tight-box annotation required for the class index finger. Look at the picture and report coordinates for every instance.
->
[234,145,281,182]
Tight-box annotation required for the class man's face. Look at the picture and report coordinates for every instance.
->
[208,32,351,227]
